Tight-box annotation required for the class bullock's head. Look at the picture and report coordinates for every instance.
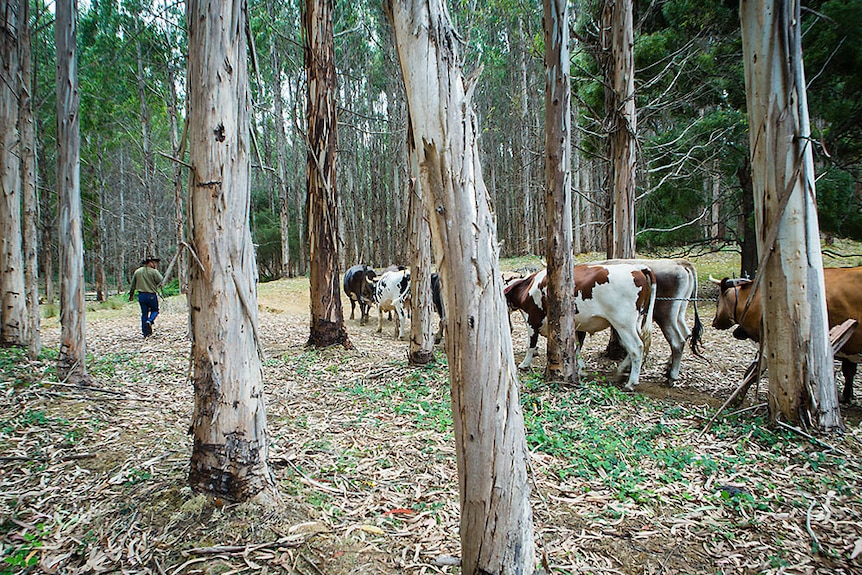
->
[710,276,754,331]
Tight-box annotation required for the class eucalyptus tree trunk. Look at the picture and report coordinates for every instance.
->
[601,0,636,259]
[543,0,578,384]
[407,163,434,366]
[0,0,28,348]
[517,14,532,256]
[186,0,277,501]
[268,0,292,278]
[166,62,188,293]
[19,0,40,359]
[740,0,842,431]
[56,0,90,385]
[386,1,536,572]
[304,0,350,348]
[135,33,157,255]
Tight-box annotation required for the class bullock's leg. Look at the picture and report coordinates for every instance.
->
[359,302,368,326]
[434,317,444,344]
[661,322,684,386]
[395,303,407,340]
[349,299,356,320]
[519,322,541,369]
[841,359,857,403]
[576,332,587,377]
[615,329,645,391]
[377,307,384,333]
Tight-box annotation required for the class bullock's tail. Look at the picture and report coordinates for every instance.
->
[689,268,704,357]
[640,268,657,358]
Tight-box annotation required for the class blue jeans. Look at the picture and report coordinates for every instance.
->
[137,292,159,336]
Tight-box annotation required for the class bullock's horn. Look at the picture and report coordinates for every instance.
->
[708,274,722,285]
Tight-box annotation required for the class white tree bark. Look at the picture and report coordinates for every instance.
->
[0,0,28,348]
[186,0,277,500]
[740,0,842,431]
[56,0,90,385]
[386,1,536,572]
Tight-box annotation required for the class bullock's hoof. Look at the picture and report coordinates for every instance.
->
[622,383,637,393]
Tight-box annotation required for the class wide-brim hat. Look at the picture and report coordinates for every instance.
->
[144,256,161,263]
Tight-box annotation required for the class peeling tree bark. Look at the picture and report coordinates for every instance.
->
[186,0,277,501]
[386,1,536,572]
[0,0,28,348]
[407,167,434,366]
[304,0,350,349]
[601,0,637,259]
[543,0,578,383]
[56,0,90,385]
[740,0,843,432]
[19,0,40,359]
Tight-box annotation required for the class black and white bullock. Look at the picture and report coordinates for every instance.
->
[375,268,411,339]
[431,272,445,344]
[596,258,703,384]
[504,263,657,391]
[343,264,377,325]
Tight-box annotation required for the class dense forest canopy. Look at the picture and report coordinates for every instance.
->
[25,0,862,290]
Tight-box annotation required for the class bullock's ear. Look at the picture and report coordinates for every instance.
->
[719,278,732,292]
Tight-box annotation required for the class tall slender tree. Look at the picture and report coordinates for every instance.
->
[186,0,277,500]
[543,0,578,383]
[304,0,350,348]
[601,0,637,258]
[740,0,842,431]
[386,0,536,572]
[0,0,28,348]
[56,0,91,385]
[19,0,40,359]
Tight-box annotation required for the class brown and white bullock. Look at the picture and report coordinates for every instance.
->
[712,266,862,403]
[504,263,657,391]
[597,258,703,384]
[375,269,410,339]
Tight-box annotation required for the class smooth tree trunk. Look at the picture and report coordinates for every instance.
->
[186,0,277,501]
[386,1,536,572]
[0,0,28,348]
[304,0,350,348]
[517,15,532,257]
[135,32,157,255]
[543,0,578,383]
[167,63,188,293]
[740,0,842,431]
[601,0,637,259]
[56,0,90,385]
[19,0,40,359]
[268,9,291,279]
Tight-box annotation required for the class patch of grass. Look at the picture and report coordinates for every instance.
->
[340,364,452,433]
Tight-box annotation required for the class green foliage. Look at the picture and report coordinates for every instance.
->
[0,522,48,573]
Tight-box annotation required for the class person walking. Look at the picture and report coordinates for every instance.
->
[129,256,163,338]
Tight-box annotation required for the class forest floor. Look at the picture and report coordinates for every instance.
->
[3,251,862,574]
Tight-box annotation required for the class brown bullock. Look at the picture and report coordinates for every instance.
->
[712,267,862,402]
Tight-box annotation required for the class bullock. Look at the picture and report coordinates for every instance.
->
[712,267,862,403]
[597,258,704,384]
[343,264,377,325]
[431,272,445,344]
[504,263,657,391]
[375,269,411,339]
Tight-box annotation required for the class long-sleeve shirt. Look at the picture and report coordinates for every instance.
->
[129,266,163,296]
